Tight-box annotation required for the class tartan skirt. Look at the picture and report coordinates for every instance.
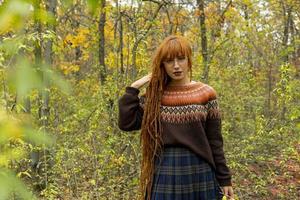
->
[146,145,224,200]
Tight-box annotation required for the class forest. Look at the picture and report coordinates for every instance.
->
[0,0,299,199]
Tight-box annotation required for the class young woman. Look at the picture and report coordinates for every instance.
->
[118,35,234,200]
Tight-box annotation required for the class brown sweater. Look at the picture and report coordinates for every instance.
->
[118,81,232,186]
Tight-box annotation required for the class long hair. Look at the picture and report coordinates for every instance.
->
[139,35,193,200]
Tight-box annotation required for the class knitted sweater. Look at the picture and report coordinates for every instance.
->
[118,81,232,186]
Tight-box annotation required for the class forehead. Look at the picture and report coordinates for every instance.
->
[163,40,186,59]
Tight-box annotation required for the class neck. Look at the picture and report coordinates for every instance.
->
[168,77,191,86]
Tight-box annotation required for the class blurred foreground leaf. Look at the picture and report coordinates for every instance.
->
[0,168,36,200]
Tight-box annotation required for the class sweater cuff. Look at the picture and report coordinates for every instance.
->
[218,178,232,187]
[125,86,140,95]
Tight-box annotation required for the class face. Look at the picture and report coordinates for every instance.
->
[163,54,190,81]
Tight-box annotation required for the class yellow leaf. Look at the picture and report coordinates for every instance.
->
[90,179,96,186]
[17,171,32,178]
[0,116,23,140]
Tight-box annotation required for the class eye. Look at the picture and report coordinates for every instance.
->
[178,56,186,60]
[165,59,173,64]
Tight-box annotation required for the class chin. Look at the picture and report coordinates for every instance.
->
[171,76,184,80]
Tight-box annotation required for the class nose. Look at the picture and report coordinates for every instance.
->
[174,59,180,69]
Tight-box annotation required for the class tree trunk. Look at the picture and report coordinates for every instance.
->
[280,5,292,120]
[197,0,209,83]
[99,0,107,85]
[282,6,292,63]
[119,13,124,74]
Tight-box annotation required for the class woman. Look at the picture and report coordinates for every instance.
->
[118,35,234,200]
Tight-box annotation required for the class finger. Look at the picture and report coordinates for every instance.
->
[228,191,234,200]
[225,194,234,200]
[223,188,229,197]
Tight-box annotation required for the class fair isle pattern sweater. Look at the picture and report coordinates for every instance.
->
[118,82,232,186]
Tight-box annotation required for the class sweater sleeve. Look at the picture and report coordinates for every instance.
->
[118,86,144,131]
[205,89,232,186]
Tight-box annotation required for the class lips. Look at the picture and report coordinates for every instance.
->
[173,71,182,76]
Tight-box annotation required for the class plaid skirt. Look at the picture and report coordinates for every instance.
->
[146,146,224,200]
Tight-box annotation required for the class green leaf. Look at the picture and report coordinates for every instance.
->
[0,168,36,200]
[23,127,54,146]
